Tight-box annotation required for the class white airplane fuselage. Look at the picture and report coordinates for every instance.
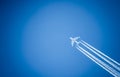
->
[70,37,80,46]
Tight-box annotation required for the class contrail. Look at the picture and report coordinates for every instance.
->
[79,40,120,71]
[76,45,120,77]
[70,37,120,77]
[81,40,120,66]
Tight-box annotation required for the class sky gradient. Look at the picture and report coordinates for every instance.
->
[1,0,120,77]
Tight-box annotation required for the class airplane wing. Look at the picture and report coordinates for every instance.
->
[71,41,74,47]
[74,37,80,40]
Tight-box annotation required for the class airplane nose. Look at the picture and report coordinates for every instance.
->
[69,37,72,40]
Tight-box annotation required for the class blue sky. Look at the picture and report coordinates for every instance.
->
[1,0,120,77]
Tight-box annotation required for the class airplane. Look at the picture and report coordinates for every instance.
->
[70,37,80,47]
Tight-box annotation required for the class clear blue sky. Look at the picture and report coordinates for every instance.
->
[1,0,120,77]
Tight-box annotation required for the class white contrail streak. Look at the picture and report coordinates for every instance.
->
[76,45,120,77]
[81,40,120,66]
[70,37,120,77]
[79,40,120,71]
